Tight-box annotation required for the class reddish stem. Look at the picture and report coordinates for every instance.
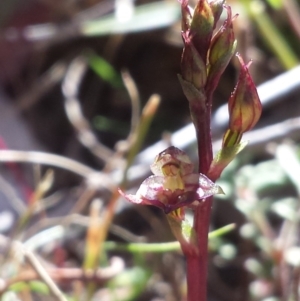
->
[186,197,212,301]
[185,98,213,301]
[189,101,213,175]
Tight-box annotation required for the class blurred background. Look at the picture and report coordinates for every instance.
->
[0,0,300,300]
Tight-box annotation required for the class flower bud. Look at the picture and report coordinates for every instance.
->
[228,54,262,134]
[181,33,207,89]
[209,0,225,29]
[190,0,215,63]
[206,6,237,94]
[179,0,192,32]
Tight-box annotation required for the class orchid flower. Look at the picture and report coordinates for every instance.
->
[119,146,223,217]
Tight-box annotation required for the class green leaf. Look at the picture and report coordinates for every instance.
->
[87,53,122,87]
[208,141,248,180]
[81,2,180,36]
[93,115,129,136]
[28,281,50,295]
[104,224,236,253]
[9,281,50,295]
[271,197,298,221]
[108,267,150,301]
[8,282,29,292]
[265,0,282,9]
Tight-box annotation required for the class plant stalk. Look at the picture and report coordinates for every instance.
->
[185,98,214,301]
[186,197,212,301]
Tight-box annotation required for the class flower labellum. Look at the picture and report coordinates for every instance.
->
[119,146,223,217]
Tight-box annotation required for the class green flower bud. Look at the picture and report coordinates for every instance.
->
[181,33,207,89]
[209,0,225,29]
[190,0,215,62]
[228,54,262,135]
[206,6,237,95]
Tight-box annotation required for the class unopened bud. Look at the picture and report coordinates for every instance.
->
[190,0,215,62]
[180,0,193,32]
[228,54,262,135]
[181,33,207,89]
[206,6,237,94]
[210,0,225,29]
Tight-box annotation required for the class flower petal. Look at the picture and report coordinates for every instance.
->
[118,188,143,204]
[118,186,167,211]
[136,175,165,200]
[184,173,223,198]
